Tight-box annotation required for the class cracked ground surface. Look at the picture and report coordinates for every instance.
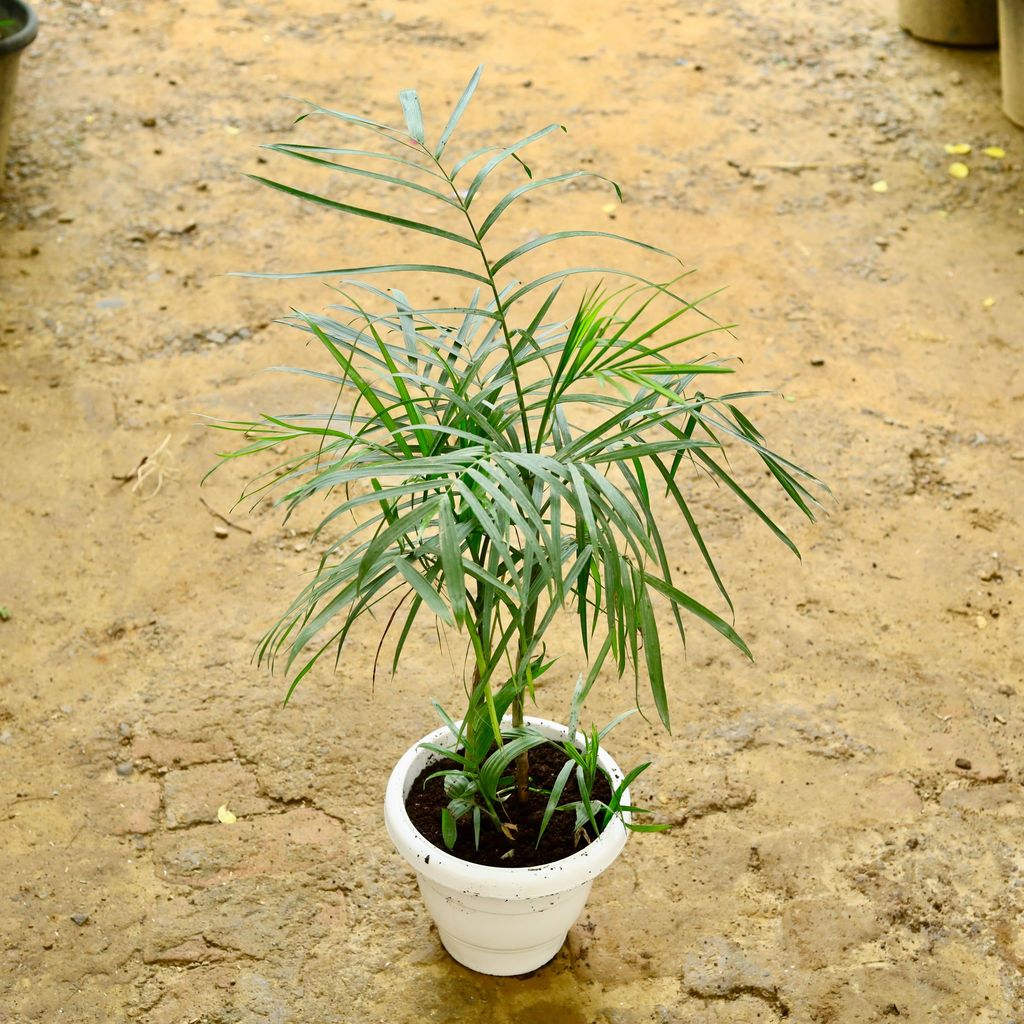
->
[1,0,1022,1020]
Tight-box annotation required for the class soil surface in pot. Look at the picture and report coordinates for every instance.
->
[405,744,614,868]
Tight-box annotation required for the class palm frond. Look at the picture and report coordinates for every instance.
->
[213,67,825,736]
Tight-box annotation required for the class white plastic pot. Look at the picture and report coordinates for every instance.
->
[384,716,631,975]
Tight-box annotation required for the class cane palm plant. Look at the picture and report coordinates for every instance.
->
[213,67,823,846]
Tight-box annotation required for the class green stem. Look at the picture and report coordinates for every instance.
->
[511,588,540,803]
[426,148,534,452]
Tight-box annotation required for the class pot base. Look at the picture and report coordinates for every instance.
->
[416,871,595,976]
[437,929,564,976]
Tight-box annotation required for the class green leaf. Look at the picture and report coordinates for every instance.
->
[490,230,679,275]
[438,498,467,625]
[478,171,622,238]
[419,742,469,766]
[451,144,503,180]
[291,100,403,140]
[260,144,457,205]
[399,89,425,143]
[246,175,479,250]
[429,699,463,743]
[606,761,653,816]
[232,262,490,286]
[479,728,549,800]
[620,363,733,376]
[441,807,458,849]
[464,123,566,205]
[690,448,800,558]
[536,758,575,847]
[392,557,454,626]
[637,579,669,729]
[436,65,483,158]
[643,574,751,659]
[598,708,636,741]
[258,142,445,177]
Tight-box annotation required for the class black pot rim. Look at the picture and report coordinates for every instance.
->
[0,0,38,58]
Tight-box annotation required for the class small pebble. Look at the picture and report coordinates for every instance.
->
[115,762,134,777]
[141,116,157,127]
[955,757,972,770]
[293,542,308,553]
[949,71,963,85]
[810,357,825,367]
[214,526,230,539]
[70,914,89,926]
[117,722,132,738]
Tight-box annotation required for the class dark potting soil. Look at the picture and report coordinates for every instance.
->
[404,743,613,868]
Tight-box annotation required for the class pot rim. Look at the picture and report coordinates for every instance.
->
[0,0,38,58]
[384,715,631,899]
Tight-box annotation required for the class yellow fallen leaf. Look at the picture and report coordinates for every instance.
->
[871,180,888,193]
[982,297,995,308]
[948,162,970,179]
[944,143,971,155]
[601,202,617,215]
[217,805,237,824]
[983,146,1005,159]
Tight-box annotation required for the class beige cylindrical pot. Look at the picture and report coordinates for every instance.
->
[0,1,38,182]
[898,0,999,45]
[1000,0,1024,125]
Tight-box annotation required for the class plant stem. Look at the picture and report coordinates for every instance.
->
[426,149,533,452]
[511,590,540,803]
[511,692,529,803]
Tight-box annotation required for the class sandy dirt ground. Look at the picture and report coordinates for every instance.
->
[1,0,1023,1020]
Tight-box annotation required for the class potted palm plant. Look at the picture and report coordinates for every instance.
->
[213,67,823,975]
